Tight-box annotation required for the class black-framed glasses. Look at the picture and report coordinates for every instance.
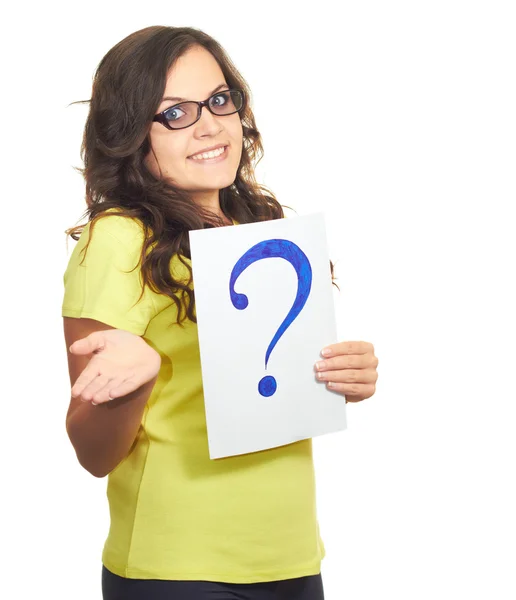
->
[153,89,245,130]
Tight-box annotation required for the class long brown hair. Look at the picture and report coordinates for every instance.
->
[66,25,338,326]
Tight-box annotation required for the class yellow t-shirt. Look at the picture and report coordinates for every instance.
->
[62,209,325,583]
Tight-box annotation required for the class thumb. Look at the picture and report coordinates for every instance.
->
[69,331,106,355]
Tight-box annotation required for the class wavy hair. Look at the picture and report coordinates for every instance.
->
[66,25,338,327]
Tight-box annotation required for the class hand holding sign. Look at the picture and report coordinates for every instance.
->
[314,340,379,402]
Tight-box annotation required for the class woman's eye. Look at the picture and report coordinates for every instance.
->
[212,92,229,107]
[164,106,186,121]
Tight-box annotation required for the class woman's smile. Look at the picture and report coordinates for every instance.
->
[187,145,229,164]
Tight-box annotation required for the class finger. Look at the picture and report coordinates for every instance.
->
[90,377,125,405]
[320,341,373,358]
[70,356,107,398]
[106,374,144,399]
[326,382,376,399]
[79,373,114,402]
[69,331,106,355]
[316,367,377,384]
[315,354,370,373]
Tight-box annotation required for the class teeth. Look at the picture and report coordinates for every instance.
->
[190,146,226,160]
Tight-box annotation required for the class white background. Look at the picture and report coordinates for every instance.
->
[2,1,514,598]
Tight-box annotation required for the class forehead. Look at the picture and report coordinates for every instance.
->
[162,46,226,102]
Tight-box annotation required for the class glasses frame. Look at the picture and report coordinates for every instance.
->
[153,89,245,131]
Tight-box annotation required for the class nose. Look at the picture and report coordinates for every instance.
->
[197,103,222,130]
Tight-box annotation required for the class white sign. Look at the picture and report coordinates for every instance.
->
[189,212,347,459]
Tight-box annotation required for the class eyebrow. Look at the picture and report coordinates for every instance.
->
[161,83,229,104]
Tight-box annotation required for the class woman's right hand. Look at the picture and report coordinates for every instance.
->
[69,329,161,405]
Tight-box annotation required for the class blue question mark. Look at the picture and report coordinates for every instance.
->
[229,239,312,397]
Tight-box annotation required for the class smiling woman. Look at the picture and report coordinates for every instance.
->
[65,25,339,326]
[144,47,245,211]
[62,25,330,600]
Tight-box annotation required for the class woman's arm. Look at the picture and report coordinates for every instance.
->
[63,317,158,478]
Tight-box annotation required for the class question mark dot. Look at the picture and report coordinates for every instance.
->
[259,376,277,397]
[233,293,248,310]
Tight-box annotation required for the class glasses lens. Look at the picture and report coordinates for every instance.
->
[164,102,199,129]
[209,90,244,115]
[164,90,244,129]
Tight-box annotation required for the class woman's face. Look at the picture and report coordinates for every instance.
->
[145,45,243,213]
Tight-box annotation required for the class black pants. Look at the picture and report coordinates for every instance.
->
[102,565,325,600]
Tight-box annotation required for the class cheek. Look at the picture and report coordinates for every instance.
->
[233,144,243,165]
[233,118,243,141]
[151,139,188,173]
[229,121,244,159]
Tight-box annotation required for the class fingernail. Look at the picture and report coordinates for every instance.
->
[321,348,332,357]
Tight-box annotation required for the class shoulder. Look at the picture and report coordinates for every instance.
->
[86,207,146,250]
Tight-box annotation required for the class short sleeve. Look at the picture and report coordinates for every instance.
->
[62,215,157,336]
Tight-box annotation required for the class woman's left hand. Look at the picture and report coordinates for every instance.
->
[314,341,378,403]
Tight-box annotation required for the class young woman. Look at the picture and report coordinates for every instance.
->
[62,25,379,600]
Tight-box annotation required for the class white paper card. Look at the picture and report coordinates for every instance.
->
[189,212,347,459]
